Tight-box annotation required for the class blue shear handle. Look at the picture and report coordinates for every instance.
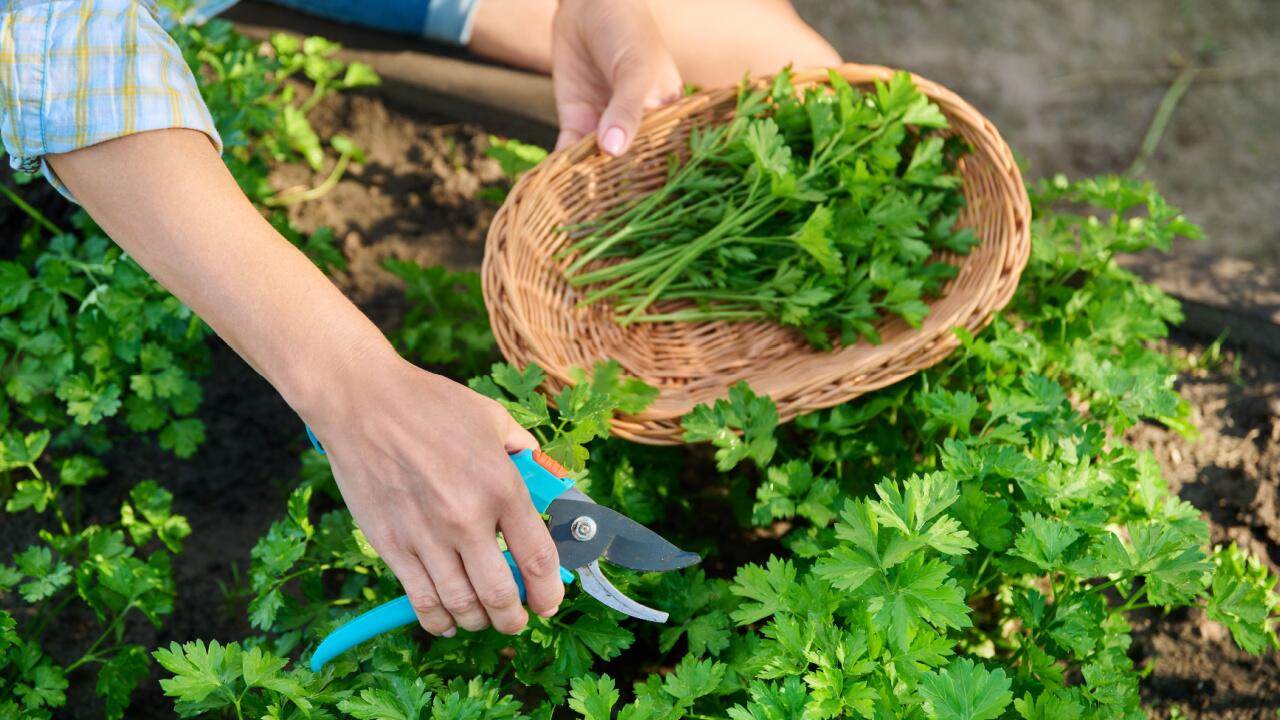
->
[305,440,578,672]
[309,553,574,672]
[508,448,575,512]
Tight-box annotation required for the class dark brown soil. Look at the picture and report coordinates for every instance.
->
[270,91,507,298]
[1129,333,1280,719]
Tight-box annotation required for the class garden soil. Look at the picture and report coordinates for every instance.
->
[4,85,1278,720]
[1129,334,1280,719]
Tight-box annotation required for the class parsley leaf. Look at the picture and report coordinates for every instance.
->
[918,658,1013,720]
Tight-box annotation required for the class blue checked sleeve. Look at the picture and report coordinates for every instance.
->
[0,0,222,200]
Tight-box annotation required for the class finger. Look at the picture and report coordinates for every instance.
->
[554,100,600,151]
[423,545,492,632]
[459,534,529,635]
[596,53,682,156]
[501,413,539,453]
[381,547,456,637]
[555,128,584,151]
[500,501,565,618]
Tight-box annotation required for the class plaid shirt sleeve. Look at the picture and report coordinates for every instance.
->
[0,0,222,200]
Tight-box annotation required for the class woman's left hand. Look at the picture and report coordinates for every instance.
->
[550,0,683,155]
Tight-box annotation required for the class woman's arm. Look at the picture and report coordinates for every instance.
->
[47,129,567,637]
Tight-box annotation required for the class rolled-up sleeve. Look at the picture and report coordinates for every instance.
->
[0,0,222,199]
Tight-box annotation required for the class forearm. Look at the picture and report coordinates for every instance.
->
[46,129,392,418]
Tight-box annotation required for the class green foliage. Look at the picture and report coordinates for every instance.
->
[563,68,977,346]
[1205,543,1280,654]
[1,12,1273,720]
[138,174,1280,720]
[1,469,187,719]
[918,658,1013,720]
[175,21,377,195]
[486,136,549,181]
[0,230,209,455]
[383,259,496,376]
[470,360,658,472]
[480,135,549,202]
[683,381,779,471]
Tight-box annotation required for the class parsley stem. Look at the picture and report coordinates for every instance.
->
[268,562,333,588]
[299,81,330,115]
[1114,586,1148,615]
[1088,577,1123,596]
[66,604,133,672]
[0,181,64,235]
[263,149,352,207]
[30,591,77,640]
[1128,66,1198,177]
[967,551,993,593]
[623,309,768,323]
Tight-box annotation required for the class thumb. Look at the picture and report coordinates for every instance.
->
[596,52,682,157]
[502,415,539,453]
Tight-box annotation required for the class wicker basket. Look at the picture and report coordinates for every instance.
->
[482,64,1030,445]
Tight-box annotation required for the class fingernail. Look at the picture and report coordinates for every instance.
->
[442,627,456,638]
[601,127,626,156]
[538,605,560,618]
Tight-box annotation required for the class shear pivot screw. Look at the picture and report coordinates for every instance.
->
[570,516,597,542]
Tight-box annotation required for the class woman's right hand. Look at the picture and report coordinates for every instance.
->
[303,344,565,637]
[46,127,565,641]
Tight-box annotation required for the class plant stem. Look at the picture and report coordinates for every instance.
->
[624,308,769,323]
[0,182,64,235]
[264,149,352,207]
[1114,586,1149,615]
[1128,66,1197,177]
[30,592,76,640]
[619,181,771,322]
[66,605,133,672]
[299,81,329,115]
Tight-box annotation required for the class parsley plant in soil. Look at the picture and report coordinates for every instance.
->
[155,157,1278,717]
[0,15,1276,720]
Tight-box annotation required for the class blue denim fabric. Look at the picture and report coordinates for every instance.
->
[260,0,477,45]
[177,0,479,45]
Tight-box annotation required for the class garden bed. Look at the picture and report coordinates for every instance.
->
[1131,333,1280,718]
[4,84,1270,718]
[3,19,1279,718]
[216,90,1280,720]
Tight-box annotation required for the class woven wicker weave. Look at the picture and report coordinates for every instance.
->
[482,64,1030,445]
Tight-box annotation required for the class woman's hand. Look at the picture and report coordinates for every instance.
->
[550,0,683,154]
[305,347,566,637]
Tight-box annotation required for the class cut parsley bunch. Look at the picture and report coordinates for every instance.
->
[563,67,978,349]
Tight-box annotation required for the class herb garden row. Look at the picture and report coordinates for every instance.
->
[1,16,1277,720]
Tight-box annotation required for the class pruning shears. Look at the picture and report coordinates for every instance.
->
[303,426,700,672]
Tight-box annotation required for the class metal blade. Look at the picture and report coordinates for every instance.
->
[575,560,668,622]
[547,498,701,572]
[602,531,701,572]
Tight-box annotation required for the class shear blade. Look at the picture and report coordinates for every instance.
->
[603,532,701,572]
[547,498,701,573]
[576,560,669,623]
